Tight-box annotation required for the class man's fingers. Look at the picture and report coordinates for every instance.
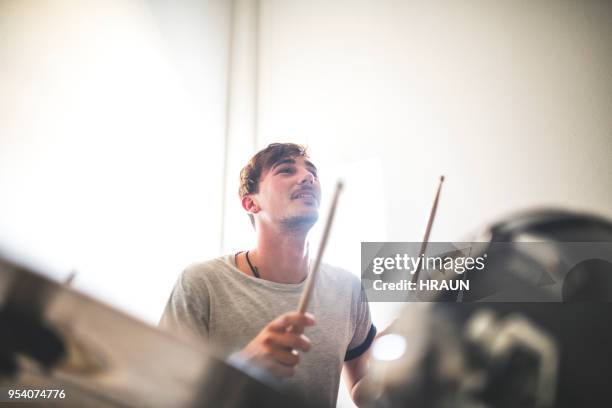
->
[267,347,300,366]
[286,324,304,335]
[269,312,315,332]
[267,332,311,352]
[244,312,315,379]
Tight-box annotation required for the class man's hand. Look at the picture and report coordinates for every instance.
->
[238,312,315,378]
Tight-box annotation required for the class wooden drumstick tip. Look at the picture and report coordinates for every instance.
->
[336,180,344,191]
[440,175,445,183]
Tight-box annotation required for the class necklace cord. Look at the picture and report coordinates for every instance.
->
[245,251,261,279]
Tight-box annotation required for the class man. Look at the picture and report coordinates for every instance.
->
[160,143,376,407]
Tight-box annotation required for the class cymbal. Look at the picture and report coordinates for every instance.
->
[0,255,307,408]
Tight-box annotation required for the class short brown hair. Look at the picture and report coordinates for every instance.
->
[239,142,309,198]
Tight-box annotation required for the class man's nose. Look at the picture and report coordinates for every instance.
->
[298,169,315,184]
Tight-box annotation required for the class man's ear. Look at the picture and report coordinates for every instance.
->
[241,196,260,214]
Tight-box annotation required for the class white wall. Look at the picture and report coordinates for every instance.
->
[258,0,612,240]
[0,0,231,323]
[255,1,612,406]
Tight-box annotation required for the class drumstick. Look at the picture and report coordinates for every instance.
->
[411,175,445,284]
[297,180,344,314]
[64,270,77,286]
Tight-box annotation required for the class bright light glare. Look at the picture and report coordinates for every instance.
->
[372,334,407,362]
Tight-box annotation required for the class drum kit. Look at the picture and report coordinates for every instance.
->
[363,209,612,408]
[2,177,612,407]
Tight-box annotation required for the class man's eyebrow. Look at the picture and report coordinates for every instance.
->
[271,158,318,173]
[271,158,296,169]
[304,160,318,172]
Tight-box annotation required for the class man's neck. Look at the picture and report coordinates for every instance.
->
[251,224,310,284]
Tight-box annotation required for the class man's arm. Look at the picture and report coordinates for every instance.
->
[343,347,372,406]
[343,319,396,406]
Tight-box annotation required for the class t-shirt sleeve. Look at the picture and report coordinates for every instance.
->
[344,284,376,361]
[159,266,210,340]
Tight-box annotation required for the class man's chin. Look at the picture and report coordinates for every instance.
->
[281,212,319,231]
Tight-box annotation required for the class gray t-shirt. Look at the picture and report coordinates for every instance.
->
[159,254,375,407]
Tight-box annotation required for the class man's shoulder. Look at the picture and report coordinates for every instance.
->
[181,255,234,282]
[319,262,362,292]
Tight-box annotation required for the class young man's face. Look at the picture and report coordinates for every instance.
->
[251,156,321,230]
